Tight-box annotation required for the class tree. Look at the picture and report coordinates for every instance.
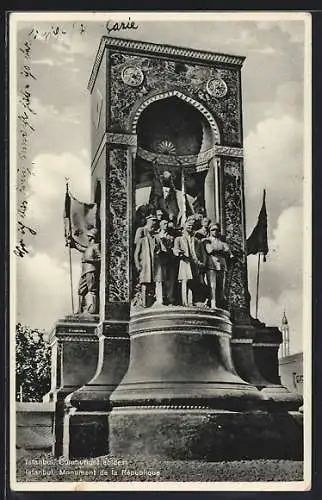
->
[15,323,51,402]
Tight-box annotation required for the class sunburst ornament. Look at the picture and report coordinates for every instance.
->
[156,140,176,155]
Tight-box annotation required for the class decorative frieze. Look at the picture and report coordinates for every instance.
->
[109,53,242,145]
[88,37,245,93]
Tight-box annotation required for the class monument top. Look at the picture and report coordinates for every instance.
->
[88,36,246,92]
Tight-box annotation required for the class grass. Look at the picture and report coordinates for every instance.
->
[16,451,303,482]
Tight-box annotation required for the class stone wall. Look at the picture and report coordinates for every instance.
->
[16,402,55,454]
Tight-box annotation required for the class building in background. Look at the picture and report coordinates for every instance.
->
[278,311,303,395]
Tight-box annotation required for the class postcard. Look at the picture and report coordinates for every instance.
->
[9,11,311,492]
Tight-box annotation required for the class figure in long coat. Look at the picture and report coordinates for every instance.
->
[204,223,233,309]
[173,217,207,306]
[155,219,177,305]
[134,215,163,307]
[77,228,101,314]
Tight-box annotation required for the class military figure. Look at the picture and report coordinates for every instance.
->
[77,228,101,314]
[134,215,163,307]
[195,217,211,240]
[173,217,207,306]
[156,219,177,305]
[204,223,233,309]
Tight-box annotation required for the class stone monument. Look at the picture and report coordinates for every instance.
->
[46,36,302,460]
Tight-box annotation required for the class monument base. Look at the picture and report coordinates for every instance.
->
[62,321,130,459]
[63,409,109,459]
[109,407,303,461]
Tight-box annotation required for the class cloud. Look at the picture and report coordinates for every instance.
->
[16,251,82,331]
[32,97,81,125]
[32,58,55,66]
[26,152,91,225]
[256,20,305,44]
[244,114,303,219]
[250,46,280,55]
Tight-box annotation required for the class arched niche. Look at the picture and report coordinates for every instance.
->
[133,95,222,228]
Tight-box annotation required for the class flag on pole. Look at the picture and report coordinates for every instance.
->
[64,186,97,252]
[246,189,268,262]
[148,161,165,212]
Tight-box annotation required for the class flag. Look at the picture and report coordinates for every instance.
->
[148,162,165,212]
[246,189,268,262]
[64,186,97,252]
[164,185,179,222]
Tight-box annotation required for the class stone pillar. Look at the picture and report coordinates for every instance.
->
[253,325,302,409]
[63,135,136,458]
[42,318,99,457]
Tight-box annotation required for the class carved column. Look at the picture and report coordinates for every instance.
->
[63,134,136,459]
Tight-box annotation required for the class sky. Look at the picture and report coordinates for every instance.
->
[13,13,310,354]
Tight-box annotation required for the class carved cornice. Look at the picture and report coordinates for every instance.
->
[136,144,243,171]
[88,37,245,92]
[253,343,281,348]
[215,145,244,158]
[56,336,98,343]
[112,404,210,411]
[131,328,231,339]
[106,132,138,147]
[230,338,253,344]
[91,132,138,172]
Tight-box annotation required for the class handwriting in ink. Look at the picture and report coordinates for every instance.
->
[28,23,85,41]
[18,221,37,236]
[106,17,139,35]
[14,239,29,258]
[19,41,31,59]
[19,85,36,115]
[20,64,36,80]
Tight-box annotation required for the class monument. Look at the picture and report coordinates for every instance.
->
[45,36,303,460]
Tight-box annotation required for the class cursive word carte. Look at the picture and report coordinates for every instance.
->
[106,18,139,35]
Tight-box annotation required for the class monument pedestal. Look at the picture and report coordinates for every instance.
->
[109,306,299,459]
[110,407,303,460]
[231,320,302,410]
[63,321,130,459]
[43,317,100,457]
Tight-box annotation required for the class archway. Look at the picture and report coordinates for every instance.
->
[133,95,221,229]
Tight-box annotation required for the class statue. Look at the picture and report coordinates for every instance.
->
[204,223,233,309]
[195,217,211,240]
[77,228,101,315]
[156,219,177,305]
[134,215,163,307]
[173,216,207,306]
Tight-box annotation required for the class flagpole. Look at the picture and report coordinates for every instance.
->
[180,162,186,226]
[66,180,75,315]
[255,252,261,318]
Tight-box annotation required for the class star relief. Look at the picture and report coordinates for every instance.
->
[156,140,176,155]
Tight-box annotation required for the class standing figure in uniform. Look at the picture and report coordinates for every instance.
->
[77,228,101,314]
[195,217,211,240]
[173,217,207,306]
[156,219,177,305]
[204,223,233,309]
[134,215,163,307]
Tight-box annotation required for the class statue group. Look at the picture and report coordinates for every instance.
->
[134,212,236,309]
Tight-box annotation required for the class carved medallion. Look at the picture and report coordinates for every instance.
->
[206,78,228,98]
[121,66,144,87]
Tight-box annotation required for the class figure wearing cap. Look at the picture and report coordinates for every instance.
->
[195,217,211,240]
[204,223,233,309]
[173,216,207,306]
[134,215,163,307]
[77,228,101,314]
[155,219,177,305]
